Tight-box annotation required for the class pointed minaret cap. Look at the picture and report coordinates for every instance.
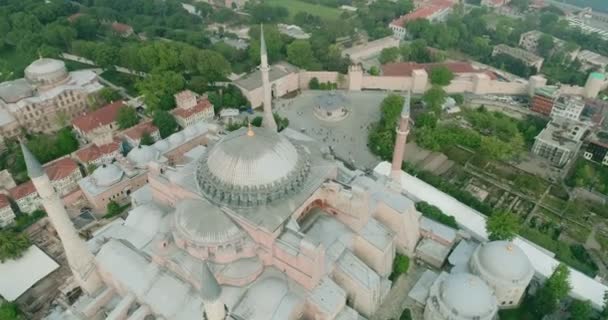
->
[20,142,44,178]
[200,262,221,301]
[401,91,411,117]
[260,24,267,57]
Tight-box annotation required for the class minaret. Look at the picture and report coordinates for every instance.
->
[200,262,226,320]
[390,92,411,183]
[20,143,103,295]
[260,25,278,132]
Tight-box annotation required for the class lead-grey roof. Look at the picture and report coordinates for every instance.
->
[0,79,33,104]
[174,198,243,245]
[20,142,44,178]
[439,272,497,318]
[233,62,298,91]
[200,262,221,301]
[474,240,533,282]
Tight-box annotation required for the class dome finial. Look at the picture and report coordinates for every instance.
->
[247,121,255,137]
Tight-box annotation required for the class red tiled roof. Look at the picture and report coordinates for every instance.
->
[74,141,121,163]
[112,22,133,34]
[390,0,454,27]
[9,181,37,200]
[172,99,213,119]
[44,158,79,181]
[72,101,125,133]
[0,194,9,209]
[67,13,84,23]
[122,121,159,140]
[382,62,497,79]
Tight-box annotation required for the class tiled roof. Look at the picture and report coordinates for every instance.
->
[382,62,496,79]
[74,141,121,163]
[9,181,37,200]
[390,0,454,27]
[0,194,10,209]
[122,121,159,140]
[111,22,133,34]
[44,158,79,181]
[72,101,125,133]
[172,99,213,119]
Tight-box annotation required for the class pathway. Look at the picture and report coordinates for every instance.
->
[370,265,424,320]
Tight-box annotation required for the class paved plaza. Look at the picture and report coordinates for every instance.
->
[276,90,388,170]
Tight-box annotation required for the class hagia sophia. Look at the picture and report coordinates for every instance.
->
[31,28,543,320]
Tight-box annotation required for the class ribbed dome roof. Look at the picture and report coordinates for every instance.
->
[127,145,159,166]
[441,273,497,318]
[174,199,243,246]
[206,127,298,187]
[92,164,123,187]
[476,241,533,282]
[196,127,311,207]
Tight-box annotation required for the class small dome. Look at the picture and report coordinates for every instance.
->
[153,139,170,152]
[168,132,185,145]
[127,145,159,166]
[24,58,68,85]
[92,164,124,187]
[441,273,497,318]
[184,126,199,137]
[475,241,533,282]
[174,199,243,246]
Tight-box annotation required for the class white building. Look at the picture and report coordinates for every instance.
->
[0,194,16,227]
[0,58,103,138]
[532,118,588,167]
[493,44,545,70]
[389,0,454,39]
[550,95,585,121]
[171,90,215,128]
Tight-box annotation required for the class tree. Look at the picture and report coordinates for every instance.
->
[532,264,571,317]
[0,230,31,262]
[369,66,380,76]
[116,107,139,129]
[415,112,438,129]
[379,47,400,64]
[537,34,555,57]
[429,66,454,86]
[153,110,179,138]
[309,77,320,89]
[422,85,447,114]
[287,40,318,70]
[140,132,155,146]
[0,302,23,320]
[568,299,592,320]
[486,211,520,241]
[106,200,122,217]
[98,88,122,104]
[136,71,185,111]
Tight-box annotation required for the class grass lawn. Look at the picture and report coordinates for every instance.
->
[263,0,342,21]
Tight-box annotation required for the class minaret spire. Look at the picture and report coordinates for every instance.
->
[200,262,226,320]
[20,143,103,295]
[390,92,411,184]
[260,24,278,132]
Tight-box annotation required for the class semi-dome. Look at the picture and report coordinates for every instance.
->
[195,127,311,207]
[174,199,243,246]
[440,273,497,318]
[127,145,160,166]
[92,163,124,187]
[473,241,533,283]
[24,58,69,86]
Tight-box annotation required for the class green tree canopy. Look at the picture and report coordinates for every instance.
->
[136,71,185,112]
[568,299,592,320]
[287,40,318,70]
[532,264,571,317]
[379,47,400,64]
[422,85,447,114]
[116,107,139,130]
[152,110,179,138]
[140,131,154,146]
[429,66,454,86]
[0,230,31,262]
[486,211,520,241]
[0,302,23,320]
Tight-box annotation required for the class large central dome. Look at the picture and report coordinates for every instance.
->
[196,126,311,207]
